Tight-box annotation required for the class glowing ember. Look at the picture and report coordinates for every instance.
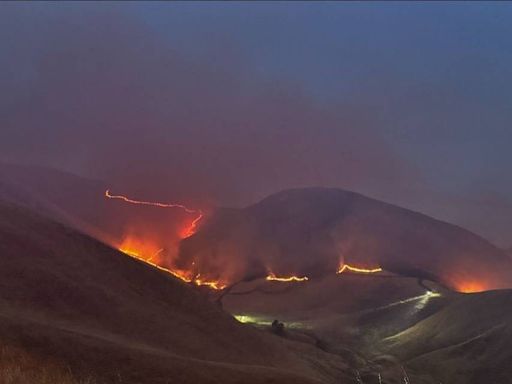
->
[337,264,383,274]
[105,189,203,238]
[266,273,309,282]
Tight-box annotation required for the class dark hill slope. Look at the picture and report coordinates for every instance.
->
[0,201,349,383]
[179,188,512,291]
[0,163,112,243]
[383,289,512,384]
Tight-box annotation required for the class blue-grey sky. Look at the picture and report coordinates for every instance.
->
[1,2,511,246]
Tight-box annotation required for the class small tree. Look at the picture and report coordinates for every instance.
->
[271,319,285,336]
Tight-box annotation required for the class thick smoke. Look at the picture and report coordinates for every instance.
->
[1,3,511,249]
[0,4,410,209]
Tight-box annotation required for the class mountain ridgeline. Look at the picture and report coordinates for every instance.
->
[179,188,512,292]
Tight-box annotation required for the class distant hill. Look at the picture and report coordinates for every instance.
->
[179,188,512,291]
[0,200,349,383]
[221,264,512,383]
[383,289,512,384]
[3,165,512,383]
[3,165,510,291]
[0,163,112,242]
[0,163,197,266]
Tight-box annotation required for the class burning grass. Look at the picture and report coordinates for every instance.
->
[265,273,309,282]
[337,264,383,274]
[104,189,203,239]
[119,248,227,290]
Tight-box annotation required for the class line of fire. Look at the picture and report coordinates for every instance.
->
[104,189,485,294]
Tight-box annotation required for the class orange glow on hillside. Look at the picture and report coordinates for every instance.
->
[119,246,192,282]
[180,211,204,238]
[105,189,203,239]
[118,246,226,290]
[105,189,222,288]
[118,236,164,263]
[266,272,309,282]
[454,280,487,293]
[105,189,195,212]
[337,264,383,274]
[119,247,163,261]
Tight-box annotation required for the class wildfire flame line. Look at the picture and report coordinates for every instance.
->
[119,249,226,290]
[337,264,383,274]
[120,247,164,262]
[105,189,196,212]
[104,189,203,238]
[103,189,482,293]
[105,189,224,289]
[266,273,309,282]
[181,211,204,238]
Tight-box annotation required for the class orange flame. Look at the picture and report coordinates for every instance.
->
[180,211,204,238]
[337,264,383,274]
[119,247,163,262]
[193,274,227,290]
[118,236,164,263]
[120,247,192,282]
[105,189,196,212]
[118,247,226,290]
[105,189,224,288]
[105,189,203,238]
[266,272,309,282]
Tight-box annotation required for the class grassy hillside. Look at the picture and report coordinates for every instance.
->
[0,201,349,383]
[383,290,512,384]
[180,188,512,291]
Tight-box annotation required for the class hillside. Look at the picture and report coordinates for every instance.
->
[383,289,512,384]
[0,163,196,266]
[0,200,349,383]
[3,166,510,292]
[2,170,512,383]
[0,163,112,243]
[179,188,512,291]
[221,269,512,383]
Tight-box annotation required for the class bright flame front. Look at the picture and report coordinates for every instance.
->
[266,272,309,282]
[337,264,383,274]
[105,189,203,239]
[105,189,226,289]
[118,245,226,290]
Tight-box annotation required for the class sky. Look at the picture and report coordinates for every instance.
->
[1,2,511,246]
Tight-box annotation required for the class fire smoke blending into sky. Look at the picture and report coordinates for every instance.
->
[102,188,205,273]
[105,189,203,238]
[1,3,512,246]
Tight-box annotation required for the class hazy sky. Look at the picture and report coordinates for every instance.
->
[1,2,511,246]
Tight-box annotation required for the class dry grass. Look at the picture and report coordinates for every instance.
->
[0,345,98,384]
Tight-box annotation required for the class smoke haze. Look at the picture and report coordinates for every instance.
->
[1,3,512,246]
